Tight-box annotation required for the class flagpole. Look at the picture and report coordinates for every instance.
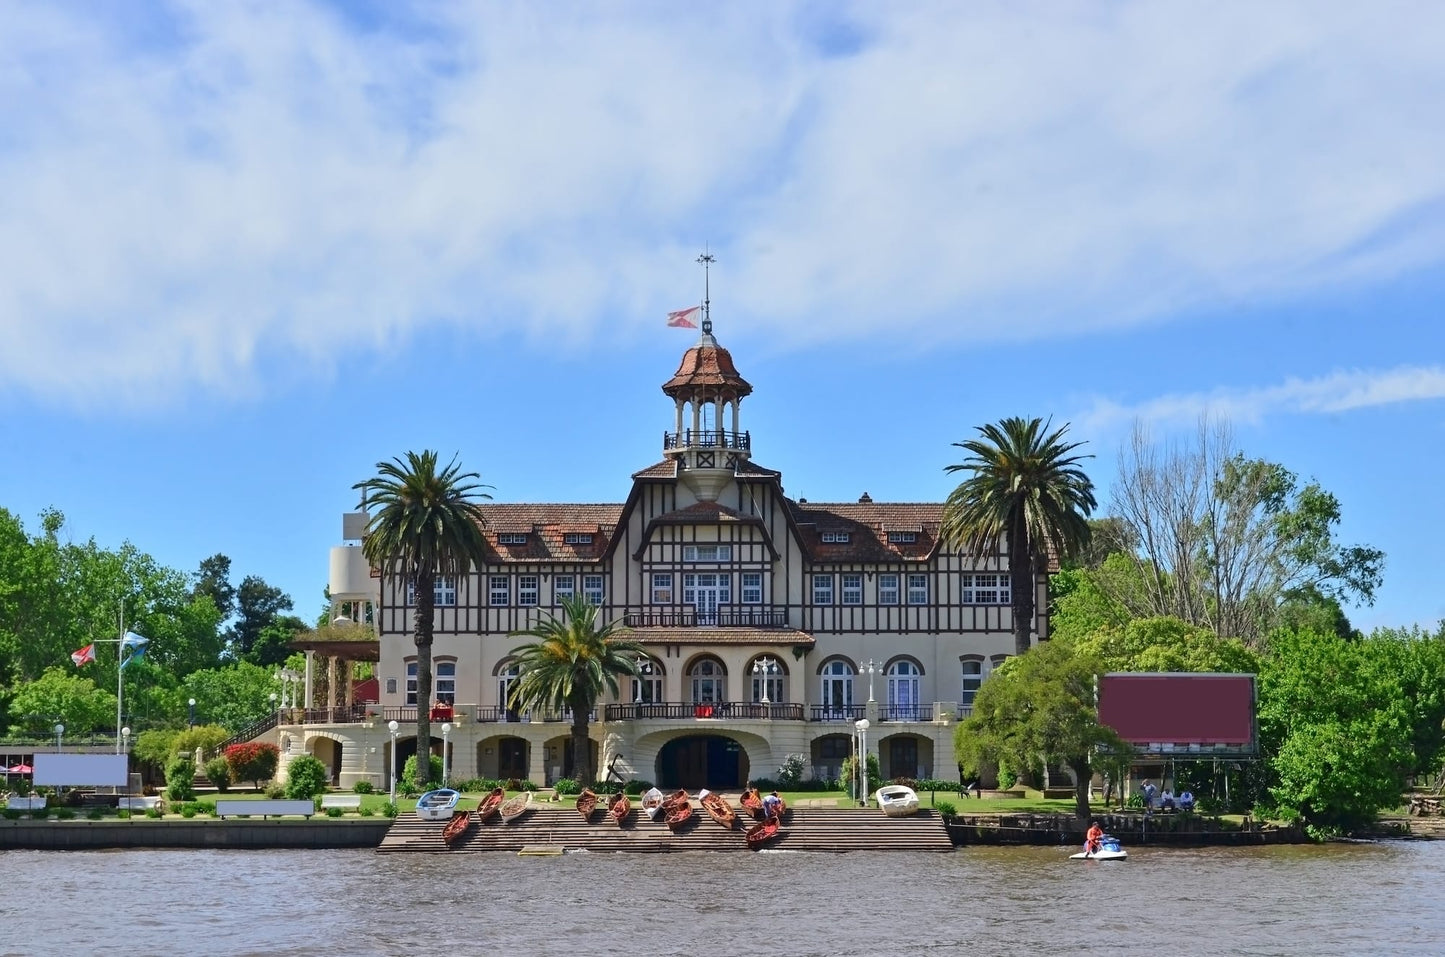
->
[116,598,124,754]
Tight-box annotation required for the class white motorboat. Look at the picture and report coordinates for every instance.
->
[875,785,921,817]
[1070,835,1128,861]
[415,788,461,822]
[640,786,665,821]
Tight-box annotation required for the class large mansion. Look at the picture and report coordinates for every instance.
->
[293,319,1046,791]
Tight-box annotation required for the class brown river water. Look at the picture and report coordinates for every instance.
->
[4,842,1445,956]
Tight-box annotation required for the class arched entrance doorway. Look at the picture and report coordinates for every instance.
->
[657,735,747,790]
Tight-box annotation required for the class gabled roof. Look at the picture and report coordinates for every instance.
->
[633,501,780,560]
[473,503,623,564]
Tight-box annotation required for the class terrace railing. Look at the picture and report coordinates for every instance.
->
[624,608,788,628]
[604,701,804,721]
[663,429,751,451]
[809,705,867,722]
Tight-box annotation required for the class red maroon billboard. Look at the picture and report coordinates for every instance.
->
[1097,673,1255,750]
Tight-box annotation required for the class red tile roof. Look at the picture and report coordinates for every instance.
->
[661,338,753,399]
[473,503,623,564]
[785,500,948,563]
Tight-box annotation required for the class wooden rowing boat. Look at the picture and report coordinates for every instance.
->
[608,791,631,825]
[662,789,692,831]
[740,787,764,820]
[698,789,735,830]
[641,787,665,821]
[499,793,532,823]
[441,808,474,847]
[745,814,780,850]
[475,787,505,824]
[576,788,599,820]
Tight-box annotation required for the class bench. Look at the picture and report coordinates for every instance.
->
[117,796,163,811]
[5,795,47,811]
[215,799,316,819]
[319,794,362,811]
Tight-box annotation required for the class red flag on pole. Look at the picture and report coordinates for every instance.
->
[70,643,95,667]
[666,306,700,329]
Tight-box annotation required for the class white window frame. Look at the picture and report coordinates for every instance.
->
[878,573,899,605]
[489,575,510,606]
[406,576,457,607]
[652,573,673,604]
[583,574,605,605]
[842,574,863,605]
[821,531,850,544]
[682,544,732,562]
[518,575,539,607]
[436,661,456,704]
[812,574,834,606]
[963,573,1011,605]
[564,533,593,545]
[553,575,575,604]
[741,572,763,604]
[497,533,528,545]
[405,661,418,705]
[498,661,521,719]
[907,573,928,605]
[888,531,917,544]
[961,660,983,706]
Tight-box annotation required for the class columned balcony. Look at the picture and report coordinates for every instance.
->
[604,701,804,721]
[624,608,788,628]
[663,429,750,451]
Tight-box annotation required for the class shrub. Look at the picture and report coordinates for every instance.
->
[116,809,131,820]
[224,742,281,791]
[2,809,21,821]
[284,756,329,800]
[326,806,343,818]
[891,776,918,788]
[173,725,230,759]
[352,781,375,795]
[839,754,881,799]
[359,806,375,817]
[264,782,287,800]
[204,757,233,792]
[144,807,163,819]
[180,807,197,818]
[381,801,399,818]
[777,754,806,789]
[401,754,443,789]
[87,809,104,820]
[624,779,654,795]
[552,778,581,796]
[935,799,958,818]
[915,779,959,793]
[398,780,420,799]
[55,808,76,820]
[457,778,499,794]
[997,763,1018,790]
[197,800,216,816]
[165,756,197,802]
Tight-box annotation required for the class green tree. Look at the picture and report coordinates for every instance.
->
[954,641,1126,821]
[247,614,307,668]
[7,667,118,734]
[285,755,329,800]
[229,575,294,660]
[1069,615,1259,676]
[181,662,282,733]
[354,450,492,789]
[942,417,1097,657]
[508,596,642,785]
[193,553,237,622]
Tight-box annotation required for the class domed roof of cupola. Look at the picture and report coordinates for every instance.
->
[661,330,753,400]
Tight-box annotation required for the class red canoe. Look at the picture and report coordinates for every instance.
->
[475,787,505,824]
[441,809,474,847]
[745,815,780,849]
[609,791,631,826]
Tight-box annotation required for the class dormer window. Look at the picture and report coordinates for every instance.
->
[683,544,732,562]
[564,533,593,545]
[821,531,851,544]
[887,531,917,544]
[498,533,528,545]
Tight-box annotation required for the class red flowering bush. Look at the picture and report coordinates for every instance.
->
[225,742,281,791]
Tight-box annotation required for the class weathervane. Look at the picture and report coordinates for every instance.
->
[696,249,715,335]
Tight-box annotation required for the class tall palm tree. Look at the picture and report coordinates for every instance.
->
[354,451,491,789]
[507,596,642,786]
[941,417,1096,657]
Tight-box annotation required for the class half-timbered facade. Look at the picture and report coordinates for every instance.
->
[309,320,1045,791]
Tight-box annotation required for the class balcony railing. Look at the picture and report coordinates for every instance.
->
[663,429,751,451]
[624,608,788,628]
[879,704,934,722]
[809,705,867,722]
[604,701,804,721]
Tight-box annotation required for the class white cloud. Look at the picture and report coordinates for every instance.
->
[2,1,1444,406]
[1077,365,1445,432]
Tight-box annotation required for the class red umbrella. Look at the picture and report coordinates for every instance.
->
[8,763,32,774]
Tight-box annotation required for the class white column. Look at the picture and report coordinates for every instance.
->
[305,651,315,708]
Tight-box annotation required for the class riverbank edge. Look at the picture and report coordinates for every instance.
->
[0,818,391,850]
[945,812,1312,846]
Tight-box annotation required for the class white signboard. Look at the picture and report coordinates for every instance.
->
[33,753,130,788]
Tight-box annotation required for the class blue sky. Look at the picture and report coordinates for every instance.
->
[1,1,1442,631]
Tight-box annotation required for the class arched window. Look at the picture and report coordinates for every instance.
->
[435,661,456,705]
[633,657,664,704]
[820,659,855,719]
[961,659,983,709]
[887,660,922,720]
[689,659,725,705]
[497,661,521,722]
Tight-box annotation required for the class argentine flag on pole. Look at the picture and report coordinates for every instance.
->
[120,631,148,670]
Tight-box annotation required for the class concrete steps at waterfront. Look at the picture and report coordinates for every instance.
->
[377,800,953,854]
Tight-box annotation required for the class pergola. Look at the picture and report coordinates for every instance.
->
[288,621,380,712]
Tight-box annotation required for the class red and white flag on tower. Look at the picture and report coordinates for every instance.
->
[70,643,95,667]
[666,306,700,329]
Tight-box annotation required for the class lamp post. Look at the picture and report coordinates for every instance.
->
[752,657,778,706]
[441,722,452,787]
[387,720,400,804]
[854,718,870,806]
[269,692,278,717]
[188,698,196,728]
[54,723,65,751]
[862,659,878,704]
[121,726,130,753]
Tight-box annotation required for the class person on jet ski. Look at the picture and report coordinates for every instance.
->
[1084,820,1104,855]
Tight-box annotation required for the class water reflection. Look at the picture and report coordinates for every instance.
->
[3,842,1444,956]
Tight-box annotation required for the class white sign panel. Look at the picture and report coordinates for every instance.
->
[33,753,130,787]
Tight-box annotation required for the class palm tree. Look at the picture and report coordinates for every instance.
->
[941,417,1096,657]
[507,596,642,786]
[354,451,491,790]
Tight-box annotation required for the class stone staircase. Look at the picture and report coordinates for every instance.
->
[377,800,954,854]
